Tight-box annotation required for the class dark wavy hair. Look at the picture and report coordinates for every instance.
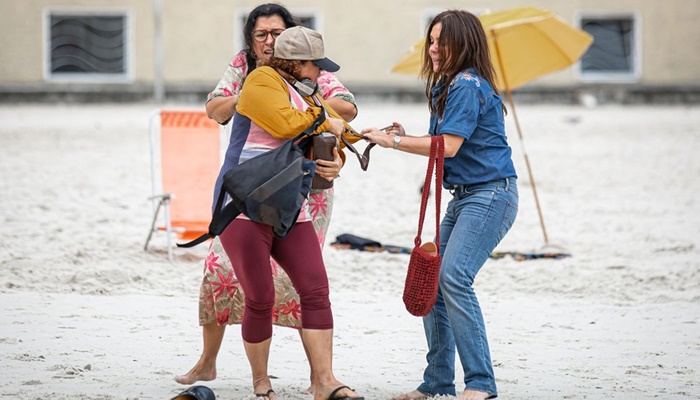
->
[243,3,299,72]
[421,10,505,118]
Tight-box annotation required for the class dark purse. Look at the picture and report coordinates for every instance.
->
[177,112,325,248]
[308,132,337,189]
[403,135,444,317]
[307,96,374,178]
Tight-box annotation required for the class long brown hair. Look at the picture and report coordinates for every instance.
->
[421,10,505,118]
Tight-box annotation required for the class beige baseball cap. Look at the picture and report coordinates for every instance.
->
[274,26,340,72]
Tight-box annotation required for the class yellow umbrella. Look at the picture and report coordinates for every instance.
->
[391,6,593,245]
[390,38,424,76]
[391,6,592,89]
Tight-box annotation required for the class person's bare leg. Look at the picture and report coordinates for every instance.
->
[243,338,277,399]
[302,328,362,400]
[391,390,429,400]
[458,390,490,400]
[301,332,317,395]
[299,329,317,395]
[176,323,226,384]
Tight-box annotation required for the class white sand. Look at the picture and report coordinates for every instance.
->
[0,102,698,399]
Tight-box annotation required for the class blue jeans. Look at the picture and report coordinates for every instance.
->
[417,177,518,398]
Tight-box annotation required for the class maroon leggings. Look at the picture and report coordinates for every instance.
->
[219,219,333,343]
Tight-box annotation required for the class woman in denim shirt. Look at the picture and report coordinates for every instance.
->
[362,10,518,400]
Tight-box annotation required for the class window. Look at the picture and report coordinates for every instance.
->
[45,10,132,82]
[296,14,317,30]
[578,14,640,82]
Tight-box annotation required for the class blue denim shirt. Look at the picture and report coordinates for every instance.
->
[429,69,517,187]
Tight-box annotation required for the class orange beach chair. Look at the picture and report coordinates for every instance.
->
[144,110,225,262]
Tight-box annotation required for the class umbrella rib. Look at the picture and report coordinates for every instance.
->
[487,13,550,30]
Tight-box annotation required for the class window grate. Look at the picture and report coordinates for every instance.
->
[579,15,639,82]
[49,14,126,76]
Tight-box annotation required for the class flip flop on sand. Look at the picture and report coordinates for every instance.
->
[171,385,216,400]
[328,385,365,400]
[256,389,275,399]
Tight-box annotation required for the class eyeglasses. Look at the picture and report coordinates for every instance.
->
[252,29,285,42]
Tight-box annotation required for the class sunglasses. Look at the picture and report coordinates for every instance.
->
[252,29,285,42]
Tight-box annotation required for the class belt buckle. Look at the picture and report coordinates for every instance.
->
[451,184,466,196]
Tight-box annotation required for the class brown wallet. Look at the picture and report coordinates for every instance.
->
[309,133,337,189]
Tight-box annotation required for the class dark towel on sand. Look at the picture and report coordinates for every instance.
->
[331,233,571,260]
[333,233,382,249]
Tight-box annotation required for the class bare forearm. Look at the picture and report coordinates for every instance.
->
[360,129,464,158]
[391,133,463,157]
[388,134,432,156]
[325,97,357,122]
[206,95,238,124]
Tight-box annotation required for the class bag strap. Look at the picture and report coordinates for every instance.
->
[178,183,245,248]
[299,106,326,137]
[414,135,444,248]
[287,109,327,156]
[340,135,373,171]
[309,95,372,171]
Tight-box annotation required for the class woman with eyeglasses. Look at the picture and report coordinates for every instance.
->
[205,4,357,125]
[176,3,358,396]
[362,10,518,400]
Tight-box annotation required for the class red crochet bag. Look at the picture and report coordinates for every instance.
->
[403,135,444,317]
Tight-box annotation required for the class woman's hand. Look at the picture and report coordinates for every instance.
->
[383,122,405,136]
[326,118,345,138]
[315,147,343,182]
[360,127,397,149]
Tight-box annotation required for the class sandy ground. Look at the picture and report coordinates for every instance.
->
[0,102,699,400]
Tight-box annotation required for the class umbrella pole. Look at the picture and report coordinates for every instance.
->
[492,31,549,245]
[504,89,549,245]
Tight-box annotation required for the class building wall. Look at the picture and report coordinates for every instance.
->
[1,0,699,101]
[0,0,155,84]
